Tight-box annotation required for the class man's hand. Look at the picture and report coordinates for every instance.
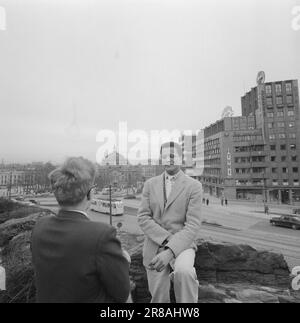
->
[149,249,174,272]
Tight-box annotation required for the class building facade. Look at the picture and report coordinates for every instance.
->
[241,79,300,204]
[200,78,300,204]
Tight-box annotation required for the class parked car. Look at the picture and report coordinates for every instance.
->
[29,199,40,205]
[124,194,136,200]
[292,208,300,215]
[270,215,300,230]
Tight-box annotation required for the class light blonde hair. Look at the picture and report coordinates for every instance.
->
[49,157,96,206]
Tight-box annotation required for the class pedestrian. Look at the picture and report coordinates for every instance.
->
[221,198,224,206]
[225,199,228,206]
[206,198,209,206]
[264,204,269,215]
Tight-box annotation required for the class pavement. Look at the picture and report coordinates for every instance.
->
[33,195,300,270]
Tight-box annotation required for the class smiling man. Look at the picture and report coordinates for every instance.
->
[137,141,202,303]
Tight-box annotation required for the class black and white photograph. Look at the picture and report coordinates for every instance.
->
[0,0,300,309]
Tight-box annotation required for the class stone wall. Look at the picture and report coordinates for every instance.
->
[129,241,299,303]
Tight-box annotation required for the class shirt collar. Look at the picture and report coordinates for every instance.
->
[62,209,90,220]
[165,170,181,181]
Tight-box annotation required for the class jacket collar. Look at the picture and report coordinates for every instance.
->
[155,169,185,213]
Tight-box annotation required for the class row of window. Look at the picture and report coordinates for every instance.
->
[233,135,263,142]
[236,179,299,186]
[265,83,293,95]
[235,167,266,174]
[235,156,265,163]
[272,167,299,174]
[267,109,295,118]
[268,121,295,129]
[234,145,264,153]
[266,96,293,106]
[272,179,299,186]
[270,155,297,162]
[269,133,296,140]
[270,144,296,151]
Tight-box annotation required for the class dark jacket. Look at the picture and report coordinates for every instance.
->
[31,210,130,303]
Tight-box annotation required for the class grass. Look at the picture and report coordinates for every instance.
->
[0,198,41,224]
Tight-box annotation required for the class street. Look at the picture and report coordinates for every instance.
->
[35,196,300,270]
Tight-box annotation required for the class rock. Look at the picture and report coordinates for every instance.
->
[198,284,227,301]
[224,298,242,303]
[278,295,296,303]
[236,289,279,303]
[195,241,290,287]
[0,211,52,248]
[0,231,35,303]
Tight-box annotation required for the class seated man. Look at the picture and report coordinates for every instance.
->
[31,157,130,303]
[137,142,202,303]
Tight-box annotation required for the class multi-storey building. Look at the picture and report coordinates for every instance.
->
[200,76,300,204]
[201,116,267,200]
[241,78,300,204]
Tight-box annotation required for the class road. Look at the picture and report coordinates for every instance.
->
[35,196,300,270]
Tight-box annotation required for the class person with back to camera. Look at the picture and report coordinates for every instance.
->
[31,157,130,303]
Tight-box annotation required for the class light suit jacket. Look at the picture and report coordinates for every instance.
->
[137,170,202,267]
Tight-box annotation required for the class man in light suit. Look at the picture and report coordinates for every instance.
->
[137,142,202,303]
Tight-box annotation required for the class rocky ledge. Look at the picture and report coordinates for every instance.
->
[0,210,299,303]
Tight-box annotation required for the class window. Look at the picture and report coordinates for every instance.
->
[272,180,278,186]
[275,84,282,94]
[277,111,284,117]
[269,135,276,140]
[268,123,274,129]
[281,156,287,162]
[277,122,285,128]
[289,122,295,128]
[283,179,289,186]
[276,96,283,105]
[265,85,272,95]
[270,145,276,151]
[294,180,299,186]
[292,156,297,162]
[267,112,274,118]
[272,168,277,173]
[288,110,295,117]
[271,156,276,162]
[289,133,296,139]
[283,168,288,173]
[293,167,299,173]
[266,98,273,106]
[280,145,286,150]
[287,95,293,105]
[286,83,292,93]
[279,134,286,139]
[290,144,296,150]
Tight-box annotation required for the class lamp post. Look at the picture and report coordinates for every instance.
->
[109,184,112,226]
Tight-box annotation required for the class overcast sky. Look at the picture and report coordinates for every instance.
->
[0,0,299,163]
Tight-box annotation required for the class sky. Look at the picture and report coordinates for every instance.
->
[0,0,299,163]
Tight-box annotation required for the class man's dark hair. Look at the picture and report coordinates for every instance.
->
[160,141,183,156]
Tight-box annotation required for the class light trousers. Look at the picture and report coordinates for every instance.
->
[146,248,199,303]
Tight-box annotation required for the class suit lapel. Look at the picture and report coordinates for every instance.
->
[165,170,186,210]
[153,173,165,214]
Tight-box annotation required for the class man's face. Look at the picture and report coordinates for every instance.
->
[161,145,182,174]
